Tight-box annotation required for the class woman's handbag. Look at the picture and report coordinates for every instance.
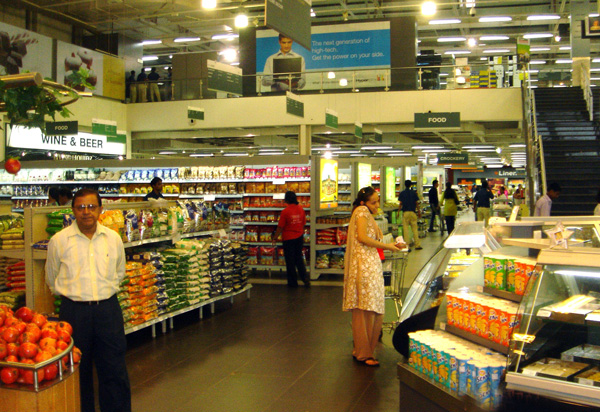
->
[377,248,385,261]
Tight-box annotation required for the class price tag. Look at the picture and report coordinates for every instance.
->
[439,322,446,331]
[204,195,216,201]
[579,378,594,386]
[537,309,551,318]
[476,285,483,293]
[273,179,286,185]
[172,232,181,243]
[522,369,537,377]
[273,193,285,200]
[218,229,227,238]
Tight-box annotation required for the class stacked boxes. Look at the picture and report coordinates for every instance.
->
[446,292,521,347]
[484,254,537,295]
[119,260,160,327]
[408,329,506,408]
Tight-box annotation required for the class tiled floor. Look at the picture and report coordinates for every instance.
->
[124,216,464,412]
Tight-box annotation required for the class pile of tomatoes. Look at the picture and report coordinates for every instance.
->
[0,305,81,386]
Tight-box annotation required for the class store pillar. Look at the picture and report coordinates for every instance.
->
[571,0,591,87]
[299,124,311,155]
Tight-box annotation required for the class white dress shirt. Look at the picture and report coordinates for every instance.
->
[534,194,552,217]
[262,50,306,91]
[46,222,125,301]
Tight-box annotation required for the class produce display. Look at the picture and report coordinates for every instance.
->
[407,329,506,408]
[446,292,521,347]
[0,305,81,388]
[484,254,538,295]
[0,291,24,310]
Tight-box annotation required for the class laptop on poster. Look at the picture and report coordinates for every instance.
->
[273,57,301,76]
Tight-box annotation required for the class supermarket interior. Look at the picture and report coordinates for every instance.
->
[2,1,600,412]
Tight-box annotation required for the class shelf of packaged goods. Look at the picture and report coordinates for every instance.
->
[505,371,600,408]
[0,194,11,197]
[243,207,310,211]
[180,229,228,239]
[314,223,349,230]
[124,284,252,336]
[315,244,346,250]
[6,180,122,185]
[482,286,523,303]
[230,225,244,230]
[502,238,586,249]
[179,178,310,183]
[243,193,310,197]
[339,191,352,194]
[0,249,25,259]
[244,242,283,246]
[230,210,244,214]
[444,324,509,355]
[242,222,310,226]
[314,268,344,274]
[179,194,243,199]
[338,201,351,205]
[116,193,180,198]
[12,196,49,200]
[247,265,286,270]
[122,235,174,248]
[12,208,24,213]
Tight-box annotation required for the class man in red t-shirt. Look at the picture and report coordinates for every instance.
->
[273,191,309,287]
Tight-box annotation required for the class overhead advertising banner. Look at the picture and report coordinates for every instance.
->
[385,167,396,202]
[265,0,312,50]
[256,22,391,92]
[414,112,461,130]
[57,41,125,100]
[6,125,126,156]
[357,163,371,189]
[0,22,52,77]
[319,158,338,209]
[516,38,530,70]
[207,60,243,95]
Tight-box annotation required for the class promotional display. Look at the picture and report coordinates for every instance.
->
[256,22,391,92]
[385,167,396,203]
[319,158,338,209]
[0,22,52,77]
[357,163,371,190]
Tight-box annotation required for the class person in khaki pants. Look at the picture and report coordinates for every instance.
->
[473,180,494,226]
[398,180,422,251]
[136,70,148,103]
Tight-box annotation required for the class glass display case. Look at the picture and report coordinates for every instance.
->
[506,249,600,408]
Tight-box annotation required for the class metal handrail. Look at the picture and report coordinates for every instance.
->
[581,64,594,121]
[523,73,546,209]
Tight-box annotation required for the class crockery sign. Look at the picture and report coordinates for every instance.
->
[414,112,461,129]
[437,153,469,165]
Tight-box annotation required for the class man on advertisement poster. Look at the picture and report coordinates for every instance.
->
[262,34,306,92]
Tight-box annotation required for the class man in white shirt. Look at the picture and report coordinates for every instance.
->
[46,188,131,412]
[534,182,561,217]
[262,34,306,91]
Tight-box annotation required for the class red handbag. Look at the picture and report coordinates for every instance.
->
[377,248,385,260]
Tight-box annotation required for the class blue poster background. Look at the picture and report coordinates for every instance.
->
[256,28,391,73]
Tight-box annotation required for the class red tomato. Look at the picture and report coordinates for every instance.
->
[72,347,82,364]
[43,362,58,381]
[6,343,18,357]
[18,331,39,344]
[14,322,26,335]
[14,307,34,323]
[57,329,71,344]
[56,321,73,336]
[56,340,68,353]
[42,321,57,331]
[39,337,57,352]
[0,342,7,359]
[0,305,12,316]
[3,316,18,328]
[24,324,41,342]
[34,350,52,364]
[40,328,58,340]
[0,367,18,384]
[31,313,47,329]
[5,354,18,363]
[2,327,19,343]
[19,359,44,385]
[18,342,38,359]
[4,158,21,175]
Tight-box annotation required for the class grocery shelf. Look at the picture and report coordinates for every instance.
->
[123,235,174,248]
[12,208,24,212]
[243,222,278,226]
[483,286,523,303]
[314,223,349,230]
[444,324,509,355]
[338,191,352,194]
[314,268,344,274]
[247,265,286,270]
[243,207,310,211]
[180,229,228,239]
[230,225,244,229]
[12,196,49,200]
[230,210,244,214]
[179,194,243,199]
[124,284,252,337]
[315,244,346,250]
[338,201,351,205]
[244,193,310,197]
[244,241,283,246]
[0,249,25,259]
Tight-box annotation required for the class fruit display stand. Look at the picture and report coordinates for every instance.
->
[23,201,251,338]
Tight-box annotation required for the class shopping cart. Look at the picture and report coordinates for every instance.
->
[381,233,409,333]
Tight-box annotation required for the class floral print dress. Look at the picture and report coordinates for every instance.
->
[342,206,385,314]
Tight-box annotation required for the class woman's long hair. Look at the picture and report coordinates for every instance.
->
[443,186,459,203]
[352,186,376,212]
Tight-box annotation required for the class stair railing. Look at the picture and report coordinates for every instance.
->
[581,64,594,121]
[522,74,547,210]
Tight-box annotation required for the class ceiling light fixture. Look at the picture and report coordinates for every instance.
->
[483,49,511,53]
[412,145,444,149]
[421,1,436,16]
[530,60,547,64]
[142,40,162,46]
[429,19,461,24]
[559,46,571,50]
[224,153,249,157]
[212,33,239,40]
[530,47,551,52]
[141,56,159,61]
[174,37,201,43]
[339,78,348,86]
[310,8,316,17]
[479,16,512,23]
[467,38,477,47]
[190,153,214,157]
[555,35,561,42]
[159,151,177,155]
[479,35,509,41]
[438,37,467,42]
[258,151,284,156]
[362,146,392,150]
[327,72,336,79]
[527,14,560,21]
[555,59,572,64]
[509,144,526,148]
[202,0,217,9]
[524,33,553,39]
[444,50,471,55]
[220,48,237,62]
[235,13,249,28]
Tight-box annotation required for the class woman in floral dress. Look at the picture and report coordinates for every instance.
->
[343,187,405,366]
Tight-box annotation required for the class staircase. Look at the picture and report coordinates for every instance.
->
[534,87,600,216]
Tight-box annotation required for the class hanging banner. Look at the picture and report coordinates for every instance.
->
[188,107,205,120]
[325,108,338,129]
[354,122,363,139]
[385,167,396,202]
[264,0,312,50]
[516,38,530,70]
[373,128,383,143]
[207,60,243,95]
[46,121,78,136]
[414,112,461,129]
[92,118,117,138]
[286,91,304,117]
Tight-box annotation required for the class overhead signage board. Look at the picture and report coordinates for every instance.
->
[319,158,338,209]
[7,125,126,155]
[414,112,461,130]
[265,0,312,51]
[286,92,304,117]
[325,108,338,129]
[46,121,78,136]
[357,163,371,189]
[354,122,363,139]
[437,152,469,165]
[188,107,205,120]
[91,118,117,138]
[207,60,243,96]
[373,128,383,143]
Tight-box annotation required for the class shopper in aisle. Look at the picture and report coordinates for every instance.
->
[45,188,131,412]
[343,186,405,367]
[48,186,60,206]
[442,183,459,235]
[58,186,73,206]
[534,182,561,217]
[144,177,165,201]
[398,180,422,250]
[136,69,148,103]
[273,191,309,287]
[473,180,494,226]
[126,70,136,103]
[147,67,161,102]
[513,184,525,206]
[428,179,440,233]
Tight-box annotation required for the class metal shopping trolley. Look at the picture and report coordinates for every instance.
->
[381,234,409,333]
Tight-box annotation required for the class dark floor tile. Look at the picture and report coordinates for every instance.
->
[355,376,400,410]
[235,353,320,378]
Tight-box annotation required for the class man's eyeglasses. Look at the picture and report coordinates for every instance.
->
[74,204,100,212]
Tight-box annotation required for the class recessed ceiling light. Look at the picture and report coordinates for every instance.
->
[310,8,316,17]
[190,153,214,157]
[530,60,547,65]
[530,47,551,52]
[421,1,436,16]
[202,0,216,9]
[483,49,511,53]
[142,40,162,46]
[527,15,560,21]
[444,50,471,55]
[430,19,461,25]
[467,38,477,47]
[559,46,571,50]
[174,37,201,42]
[212,33,239,40]
[141,56,158,61]
[479,16,512,23]
[438,37,467,42]
[524,33,553,39]
[555,59,572,64]
[235,14,249,28]
[479,35,509,41]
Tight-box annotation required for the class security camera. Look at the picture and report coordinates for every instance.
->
[189,118,196,125]
[469,7,476,17]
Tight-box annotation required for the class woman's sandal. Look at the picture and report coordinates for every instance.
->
[352,356,380,367]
